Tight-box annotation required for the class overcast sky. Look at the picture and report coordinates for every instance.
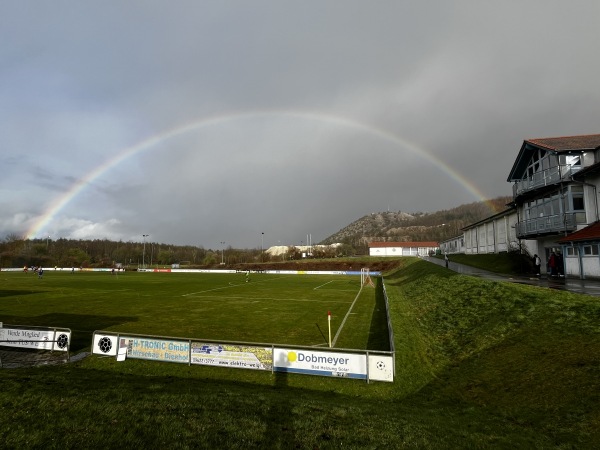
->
[2,1,599,249]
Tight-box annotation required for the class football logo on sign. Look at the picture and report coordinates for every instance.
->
[98,336,113,353]
[56,333,69,349]
[376,360,386,371]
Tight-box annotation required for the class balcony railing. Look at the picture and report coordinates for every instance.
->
[516,213,580,238]
[512,165,579,197]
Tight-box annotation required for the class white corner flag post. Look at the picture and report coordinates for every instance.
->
[328,310,332,348]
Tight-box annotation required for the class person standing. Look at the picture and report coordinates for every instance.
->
[533,254,541,277]
[548,252,557,277]
[444,254,449,269]
[556,252,564,277]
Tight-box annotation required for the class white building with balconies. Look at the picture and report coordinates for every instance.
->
[507,134,600,274]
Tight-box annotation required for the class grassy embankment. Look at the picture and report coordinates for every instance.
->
[439,251,533,275]
[1,258,599,448]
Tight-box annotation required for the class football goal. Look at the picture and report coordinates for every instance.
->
[361,268,375,287]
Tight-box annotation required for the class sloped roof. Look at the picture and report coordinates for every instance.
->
[571,161,600,178]
[558,221,600,243]
[507,134,600,182]
[526,134,600,152]
[462,207,515,230]
[369,241,438,248]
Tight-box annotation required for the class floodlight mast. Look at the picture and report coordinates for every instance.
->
[220,241,225,265]
[142,234,149,269]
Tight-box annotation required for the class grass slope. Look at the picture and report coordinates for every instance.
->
[1,260,599,448]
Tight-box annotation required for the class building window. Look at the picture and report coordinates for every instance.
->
[573,194,584,211]
[566,246,578,256]
[561,185,586,224]
[523,191,562,219]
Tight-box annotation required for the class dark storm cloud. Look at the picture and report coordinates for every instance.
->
[1,1,599,247]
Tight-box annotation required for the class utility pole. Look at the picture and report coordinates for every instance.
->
[142,234,149,269]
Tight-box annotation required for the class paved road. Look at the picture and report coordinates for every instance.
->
[423,256,600,297]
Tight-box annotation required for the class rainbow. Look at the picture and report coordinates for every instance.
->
[25,110,491,239]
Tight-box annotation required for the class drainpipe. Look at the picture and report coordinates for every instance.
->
[577,243,584,280]
[556,152,569,237]
[492,221,496,253]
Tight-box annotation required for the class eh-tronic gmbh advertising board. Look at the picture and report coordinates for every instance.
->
[121,337,190,363]
[92,333,189,363]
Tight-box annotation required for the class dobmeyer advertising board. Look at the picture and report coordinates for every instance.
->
[0,327,70,352]
[191,342,273,370]
[273,348,367,379]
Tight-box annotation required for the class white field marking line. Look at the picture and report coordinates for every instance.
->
[181,280,257,296]
[186,295,351,303]
[181,275,296,297]
[83,289,134,293]
[313,280,335,290]
[311,279,358,292]
[331,285,363,348]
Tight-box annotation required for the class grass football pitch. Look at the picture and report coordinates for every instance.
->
[1,260,599,448]
[0,270,389,353]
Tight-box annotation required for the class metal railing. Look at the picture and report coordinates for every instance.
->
[512,165,580,197]
[380,278,395,378]
[515,213,579,238]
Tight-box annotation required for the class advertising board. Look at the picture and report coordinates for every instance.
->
[191,343,272,370]
[367,354,394,382]
[0,327,70,352]
[121,337,190,363]
[90,332,393,382]
[273,348,367,379]
[92,332,119,356]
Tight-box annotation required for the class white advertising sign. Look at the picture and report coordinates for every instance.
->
[191,343,272,370]
[92,333,119,356]
[117,338,129,362]
[368,355,394,382]
[273,348,367,379]
[0,327,70,352]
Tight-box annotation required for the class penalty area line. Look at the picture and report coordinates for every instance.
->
[313,280,335,290]
[182,275,298,297]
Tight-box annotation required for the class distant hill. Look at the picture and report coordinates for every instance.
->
[321,196,512,246]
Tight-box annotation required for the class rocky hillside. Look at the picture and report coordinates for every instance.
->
[321,196,512,245]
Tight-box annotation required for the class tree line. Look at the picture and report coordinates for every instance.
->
[1,235,240,269]
[0,235,358,269]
